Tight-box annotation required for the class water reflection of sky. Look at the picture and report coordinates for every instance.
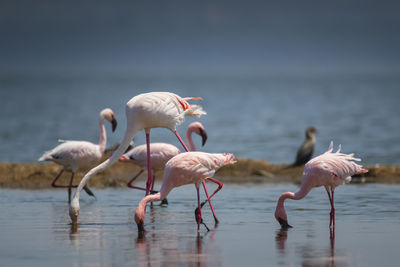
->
[1,184,400,266]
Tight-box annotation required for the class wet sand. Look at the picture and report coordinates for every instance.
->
[1,147,399,189]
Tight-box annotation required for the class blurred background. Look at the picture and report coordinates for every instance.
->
[1,0,399,164]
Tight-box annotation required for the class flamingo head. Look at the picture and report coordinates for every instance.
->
[275,199,292,229]
[189,121,208,146]
[69,198,80,224]
[101,108,118,132]
[134,206,146,234]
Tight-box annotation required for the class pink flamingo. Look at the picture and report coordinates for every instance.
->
[69,92,208,224]
[39,108,117,203]
[134,152,236,233]
[275,141,368,229]
[118,122,208,202]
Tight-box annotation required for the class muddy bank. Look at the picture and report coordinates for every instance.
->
[0,157,399,189]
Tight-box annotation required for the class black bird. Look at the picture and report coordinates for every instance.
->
[292,127,317,166]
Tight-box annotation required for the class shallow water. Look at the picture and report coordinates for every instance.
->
[1,183,399,266]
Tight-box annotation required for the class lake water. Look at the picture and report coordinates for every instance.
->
[1,73,399,165]
[1,183,399,266]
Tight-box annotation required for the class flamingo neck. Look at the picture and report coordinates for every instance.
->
[98,117,107,153]
[135,186,172,224]
[276,181,313,216]
[74,122,139,200]
[186,128,196,151]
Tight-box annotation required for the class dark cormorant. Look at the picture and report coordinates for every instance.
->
[292,127,317,166]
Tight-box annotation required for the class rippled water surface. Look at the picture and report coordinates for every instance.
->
[1,75,400,165]
[1,183,399,266]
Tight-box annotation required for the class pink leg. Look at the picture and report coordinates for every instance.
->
[51,168,73,202]
[127,169,158,194]
[174,130,190,152]
[127,169,144,189]
[326,187,335,228]
[331,189,335,228]
[201,177,223,223]
[51,168,66,188]
[150,173,155,207]
[51,169,94,201]
[151,173,155,192]
[196,186,201,231]
[174,130,218,220]
[145,131,152,196]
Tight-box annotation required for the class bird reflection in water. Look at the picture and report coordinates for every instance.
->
[275,227,339,267]
[275,228,288,255]
[135,222,218,267]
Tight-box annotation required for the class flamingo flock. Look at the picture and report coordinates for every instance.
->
[118,122,208,203]
[38,91,367,235]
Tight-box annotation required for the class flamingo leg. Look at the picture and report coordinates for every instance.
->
[145,131,152,196]
[127,169,145,188]
[51,168,94,200]
[151,173,155,192]
[150,173,156,207]
[174,130,190,151]
[51,168,66,188]
[127,169,158,194]
[196,186,202,231]
[325,187,335,228]
[331,189,335,228]
[174,129,218,220]
[199,177,223,223]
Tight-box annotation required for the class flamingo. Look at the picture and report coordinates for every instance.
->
[118,122,208,204]
[292,126,318,166]
[69,92,207,224]
[275,141,367,229]
[134,151,236,233]
[38,108,117,203]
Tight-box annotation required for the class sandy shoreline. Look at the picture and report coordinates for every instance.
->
[1,156,399,189]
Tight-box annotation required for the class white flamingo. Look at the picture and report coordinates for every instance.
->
[69,92,210,224]
[39,108,117,202]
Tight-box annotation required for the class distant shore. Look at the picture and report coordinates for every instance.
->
[1,152,399,189]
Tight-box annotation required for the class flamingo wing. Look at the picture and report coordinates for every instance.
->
[306,142,367,186]
[40,141,101,168]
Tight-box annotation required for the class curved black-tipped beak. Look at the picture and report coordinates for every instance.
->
[137,222,145,234]
[278,218,293,229]
[199,129,208,146]
[111,117,118,132]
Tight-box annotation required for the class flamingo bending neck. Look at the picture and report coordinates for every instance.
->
[275,181,313,228]
[70,123,140,223]
[135,186,173,232]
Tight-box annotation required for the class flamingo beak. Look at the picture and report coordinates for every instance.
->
[69,210,79,225]
[137,222,145,234]
[119,155,129,162]
[111,117,117,132]
[199,129,208,146]
[277,218,292,229]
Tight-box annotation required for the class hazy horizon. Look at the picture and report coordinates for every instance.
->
[1,0,400,76]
